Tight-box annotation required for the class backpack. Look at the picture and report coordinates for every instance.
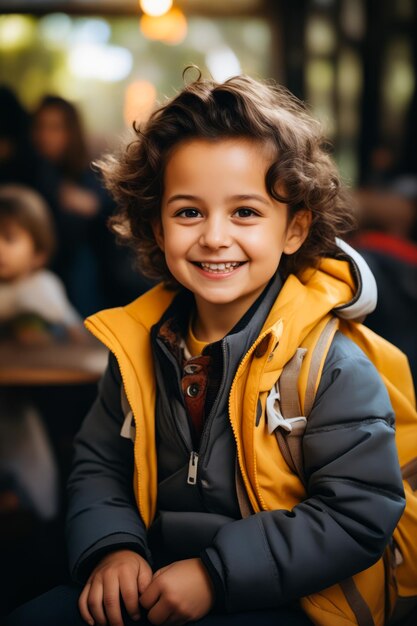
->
[268,316,417,626]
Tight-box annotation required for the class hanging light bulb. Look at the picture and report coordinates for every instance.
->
[139,0,173,18]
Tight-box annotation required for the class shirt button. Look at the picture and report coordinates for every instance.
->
[255,336,269,358]
[186,383,200,397]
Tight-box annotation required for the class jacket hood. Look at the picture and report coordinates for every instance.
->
[334,238,378,320]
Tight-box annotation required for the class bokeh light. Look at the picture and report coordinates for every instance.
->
[140,7,187,45]
[70,18,111,45]
[124,80,157,126]
[205,46,242,82]
[140,0,173,18]
[38,13,72,45]
[0,15,35,50]
[69,44,133,82]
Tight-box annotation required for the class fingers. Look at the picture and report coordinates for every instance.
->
[79,573,124,626]
[119,569,141,622]
[144,559,213,625]
[140,576,184,626]
[101,571,125,626]
[139,578,161,612]
[146,596,173,626]
[147,610,174,625]
[77,551,151,626]
[146,596,187,626]
[78,582,95,626]
[137,560,153,595]
[79,578,107,626]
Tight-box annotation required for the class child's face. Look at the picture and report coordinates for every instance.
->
[0,220,45,282]
[155,138,310,324]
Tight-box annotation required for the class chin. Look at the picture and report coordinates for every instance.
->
[199,293,240,305]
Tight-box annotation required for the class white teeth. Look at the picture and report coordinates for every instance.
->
[199,261,241,272]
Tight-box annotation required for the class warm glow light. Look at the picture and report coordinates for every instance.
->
[124,80,157,126]
[140,7,187,45]
[0,15,34,50]
[140,0,173,18]
[69,44,133,82]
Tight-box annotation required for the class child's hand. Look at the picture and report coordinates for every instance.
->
[78,549,152,626]
[140,558,214,625]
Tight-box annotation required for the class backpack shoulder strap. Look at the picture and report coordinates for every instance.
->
[275,316,339,484]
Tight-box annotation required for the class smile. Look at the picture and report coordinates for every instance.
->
[193,261,246,273]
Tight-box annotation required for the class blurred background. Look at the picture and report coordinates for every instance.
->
[0,0,416,617]
[1,0,416,184]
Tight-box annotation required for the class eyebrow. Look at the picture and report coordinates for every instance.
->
[231,194,270,205]
[166,193,270,205]
[167,194,201,205]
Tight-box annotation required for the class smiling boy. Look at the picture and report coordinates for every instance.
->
[69,74,403,626]
[5,74,405,626]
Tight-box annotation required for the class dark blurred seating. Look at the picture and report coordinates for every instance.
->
[352,177,417,386]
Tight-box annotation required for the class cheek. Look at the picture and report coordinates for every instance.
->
[162,242,188,277]
[244,232,281,261]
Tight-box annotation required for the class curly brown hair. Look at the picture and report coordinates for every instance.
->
[99,72,355,288]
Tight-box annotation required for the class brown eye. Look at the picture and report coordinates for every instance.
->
[177,208,201,218]
[235,207,257,218]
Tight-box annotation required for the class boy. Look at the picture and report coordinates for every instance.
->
[6,75,405,626]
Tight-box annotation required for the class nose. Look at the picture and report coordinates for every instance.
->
[198,214,232,250]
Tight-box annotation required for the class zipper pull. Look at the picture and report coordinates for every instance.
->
[187,451,199,485]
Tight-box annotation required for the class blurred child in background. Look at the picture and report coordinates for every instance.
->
[0,184,82,342]
[0,184,85,522]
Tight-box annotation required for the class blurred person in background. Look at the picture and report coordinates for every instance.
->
[352,175,417,384]
[32,95,112,317]
[0,85,38,188]
[0,183,87,531]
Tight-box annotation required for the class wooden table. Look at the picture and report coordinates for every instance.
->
[0,339,108,386]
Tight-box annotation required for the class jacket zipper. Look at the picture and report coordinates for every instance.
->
[159,338,229,488]
[187,451,199,484]
[227,328,276,513]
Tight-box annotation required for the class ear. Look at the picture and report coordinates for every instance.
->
[283,209,312,255]
[152,219,165,251]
